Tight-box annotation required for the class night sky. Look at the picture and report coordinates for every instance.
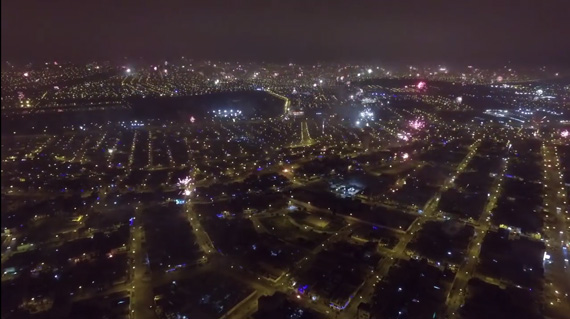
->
[2,0,569,65]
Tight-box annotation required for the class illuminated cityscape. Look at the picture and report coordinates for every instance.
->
[1,1,570,319]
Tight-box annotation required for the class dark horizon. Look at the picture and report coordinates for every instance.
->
[2,0,570,67]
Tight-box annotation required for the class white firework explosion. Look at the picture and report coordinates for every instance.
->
[177,176,194,196]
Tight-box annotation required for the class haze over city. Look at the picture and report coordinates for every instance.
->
[1,1,569,319]
[3,0,570,65]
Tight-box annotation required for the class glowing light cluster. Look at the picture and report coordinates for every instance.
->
[397,132,410,141]
[211,109,242,118]
[359,109,374,119]
[409,119,425,130]
[562,130,569,138]
[178,177,195,197]
[178,177,192,186]
[417,81,426,89]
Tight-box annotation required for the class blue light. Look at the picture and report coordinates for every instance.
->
[298,285,309,294]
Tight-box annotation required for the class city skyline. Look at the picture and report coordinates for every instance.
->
[1,2,569,319]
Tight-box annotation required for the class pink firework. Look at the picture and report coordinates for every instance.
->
[417,81,426,89]
[409,119,425,130]
[562,130,569,138]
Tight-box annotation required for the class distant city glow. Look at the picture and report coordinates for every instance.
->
[3,26,570,312]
